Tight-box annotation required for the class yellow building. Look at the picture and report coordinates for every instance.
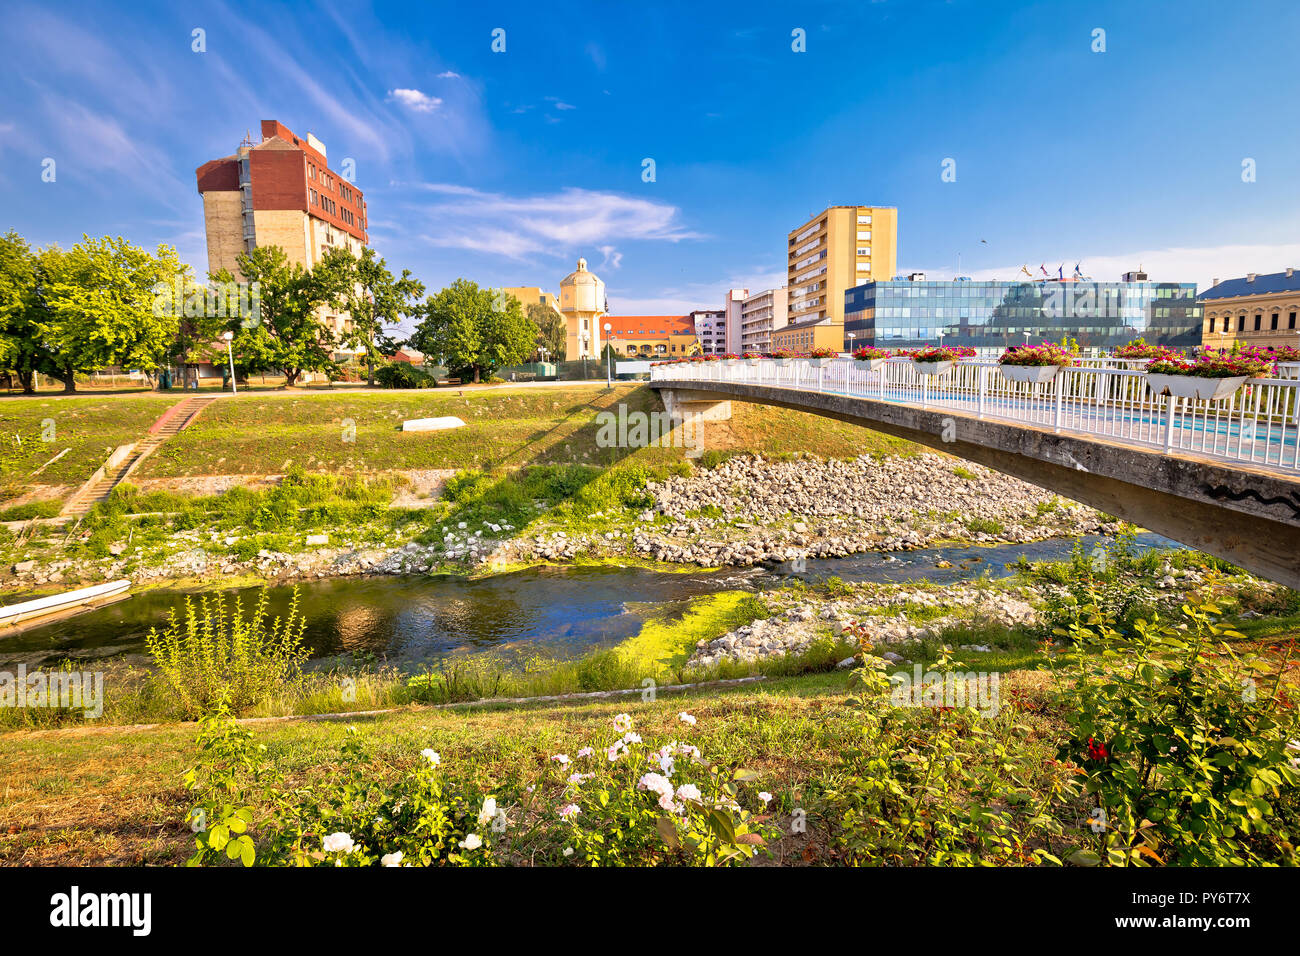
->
[603,315,700,358]
[1199,270,1300,350]
[558,258,607,359]
[770,315,845,352]
[781,205,898,350]
[502,286,561,314]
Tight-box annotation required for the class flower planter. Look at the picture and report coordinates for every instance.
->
[909,360,954,376]
[1277,362,1300,380]
[723,359,742,369]
[772,358,793,367]
[807,357,836,368]
[1145,373,1248,401]
[853,358,888,372]
[744,358,762,367]
[999,364,1061,384]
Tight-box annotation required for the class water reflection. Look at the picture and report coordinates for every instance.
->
[0,533,1180,670]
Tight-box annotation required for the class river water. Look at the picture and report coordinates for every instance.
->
[0,533,1177,669]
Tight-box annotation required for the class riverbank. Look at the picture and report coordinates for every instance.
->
[4,536,1291,730]
[3,579,1297,866]
[1,452,1116,592]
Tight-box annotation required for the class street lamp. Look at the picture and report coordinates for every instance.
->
[1023,331,1031,349]
[222,330,237,394]
[847,331,856,355]
[604,322,613,386]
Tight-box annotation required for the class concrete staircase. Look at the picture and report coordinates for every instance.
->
[62,394,221,518]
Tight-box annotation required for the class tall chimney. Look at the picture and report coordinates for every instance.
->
[1247,273,1257,282]
[1287,267,1295,278]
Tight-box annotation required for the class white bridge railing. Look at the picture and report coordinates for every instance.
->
[651,358,1300,472]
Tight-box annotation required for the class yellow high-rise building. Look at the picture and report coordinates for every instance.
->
[775,205,897,352]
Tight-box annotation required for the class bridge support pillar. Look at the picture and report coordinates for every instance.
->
[660,388,732,424]
[659,388,732,458]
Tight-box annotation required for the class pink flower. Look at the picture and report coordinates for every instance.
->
[674,783,702,802]
[558,803,581,820]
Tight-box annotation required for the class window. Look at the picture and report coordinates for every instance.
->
[1222,315,1231,332]
[1254,313,1262,331]
[1239,315,1246,332]
[1290,312,1297,329]
[1271,312,1279,330]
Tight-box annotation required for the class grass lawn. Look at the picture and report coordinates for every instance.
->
[0,395,177,491]
[133,384,916,480]
[0,668,1004,866]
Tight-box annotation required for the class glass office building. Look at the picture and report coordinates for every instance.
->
[843,279,1202,352]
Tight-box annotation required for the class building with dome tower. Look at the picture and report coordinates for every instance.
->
[559,257,607,359]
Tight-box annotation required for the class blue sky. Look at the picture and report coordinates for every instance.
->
[3,0,1299,315]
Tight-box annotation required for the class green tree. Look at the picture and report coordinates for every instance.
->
[1,234,185,393]
[213,245,348,388]
[408,280,538,383]
[0,231,42,392]
[526,301,566,362]
[318,246,424,386]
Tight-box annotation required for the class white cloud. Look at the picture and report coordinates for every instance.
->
[399,183,702,261]
[437,71,461,79]
[909,242,1300,294]
[598,245,623,270]
[387,88,443,113]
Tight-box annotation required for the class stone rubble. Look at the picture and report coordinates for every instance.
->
[686,583,1044,668]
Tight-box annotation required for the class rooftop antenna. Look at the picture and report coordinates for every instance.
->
[239,128,255,149]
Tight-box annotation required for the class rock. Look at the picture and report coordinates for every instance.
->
[13,560,36,573]
[306,534,329,546]
[836,656,857,669]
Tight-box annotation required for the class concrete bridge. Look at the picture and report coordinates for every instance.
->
[651,358,1300,589]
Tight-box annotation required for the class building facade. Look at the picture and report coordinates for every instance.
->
[739,287,788,353]
[558,258,607,359]
[723,288,748,354]
[690,309,726,354]
[1198,270,1300,350]
[843,276,1202,352]
[195,120,368,354]
[503,286,562,315]
[603,315,699,358]
[783,205,898,347]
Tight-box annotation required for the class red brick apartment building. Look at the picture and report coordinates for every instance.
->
[195,120,368,353]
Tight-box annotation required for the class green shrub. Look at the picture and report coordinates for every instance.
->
[1049,585,1300,865]
[375,362,436,389]
[826,648,1066,865]
[0,499,61,521]
[185,712,493,867]
[144,588,310,719]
